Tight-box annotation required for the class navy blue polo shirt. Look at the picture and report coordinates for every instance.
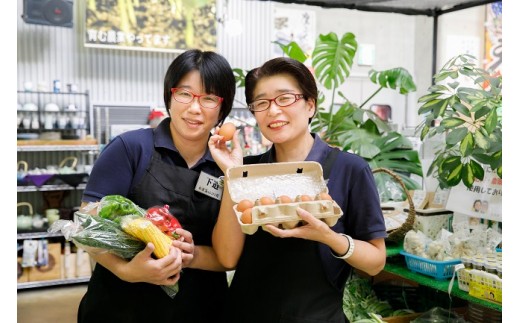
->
[249,134,387,290]
[82,118,217,203]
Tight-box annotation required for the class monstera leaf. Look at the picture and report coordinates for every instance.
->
[312,32,357,90]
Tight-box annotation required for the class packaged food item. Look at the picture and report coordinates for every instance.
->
[226,162,343,234]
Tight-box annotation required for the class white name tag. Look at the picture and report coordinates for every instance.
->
[195,172,223,200]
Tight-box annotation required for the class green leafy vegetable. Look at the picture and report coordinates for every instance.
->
[97,195,146,223]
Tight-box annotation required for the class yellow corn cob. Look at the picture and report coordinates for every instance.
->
[121,217,173,258]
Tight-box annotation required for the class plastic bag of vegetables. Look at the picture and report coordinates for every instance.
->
[48,195,182,298]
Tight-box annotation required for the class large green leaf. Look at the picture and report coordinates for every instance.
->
[312,32,357,90]
[470,159,485,181]
[484,108,498,134]
[273,41,308,63]
[474,128,491,150]
[446,127,468,145]
[459,132,474,157]
[233,68,247,88]
[418,99,448,118]
[440,117,465,128]
[368,68,417,95]
[446,163,463,187]
[461,163,475,187]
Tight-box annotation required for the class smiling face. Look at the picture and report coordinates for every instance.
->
[168,70,221,145]
[251,74,316,146]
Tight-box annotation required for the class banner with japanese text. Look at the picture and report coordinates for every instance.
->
[85,0,217,53]
[446,167,502,222]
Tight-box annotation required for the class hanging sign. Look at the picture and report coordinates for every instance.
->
[84,0,217,53]
[445,167,502,222]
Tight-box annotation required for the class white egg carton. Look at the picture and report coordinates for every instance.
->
[226,161,344,235]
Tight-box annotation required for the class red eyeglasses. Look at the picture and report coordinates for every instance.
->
[248,93,304,112]
[171,88,223,109]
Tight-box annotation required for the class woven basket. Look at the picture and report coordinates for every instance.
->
[372,168,415,243]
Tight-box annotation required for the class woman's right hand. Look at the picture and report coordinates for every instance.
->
[208,126,243,172]
[124,242,182,286]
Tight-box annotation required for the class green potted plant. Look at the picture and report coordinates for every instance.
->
[415,54,502,189]
[234,31,423,192]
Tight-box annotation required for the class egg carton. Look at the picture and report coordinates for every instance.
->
[226,161,344,235]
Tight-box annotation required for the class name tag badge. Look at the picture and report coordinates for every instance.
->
[195,172,223,200]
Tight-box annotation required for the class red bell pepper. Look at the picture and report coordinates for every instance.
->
[145,204,182,239]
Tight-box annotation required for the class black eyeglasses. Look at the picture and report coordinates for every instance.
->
[248,93,305,112]
[171,88,223,109]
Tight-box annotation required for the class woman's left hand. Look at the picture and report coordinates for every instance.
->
[264,207,333,243]
[171,228,195,267]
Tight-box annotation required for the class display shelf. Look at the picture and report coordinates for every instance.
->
[19,91,89,96]
[17,277,90,290]
[17,183,87,192]
[17,121,98,290]
[17,231,63,240]
[17,142,99,152]
[17,90,92,140]
[383,254,502,312]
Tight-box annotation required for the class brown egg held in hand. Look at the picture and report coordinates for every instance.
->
[237,199,254,212]
[297,194,313,202]
[276,195,293,204]
[240,208,253,224]
[219,122,236,142]
[317,192,333,201]
[259,196,275,205]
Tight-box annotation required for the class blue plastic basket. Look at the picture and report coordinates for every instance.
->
[400,250,461,280]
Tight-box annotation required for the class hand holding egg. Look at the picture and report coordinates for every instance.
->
[218,122,236,142]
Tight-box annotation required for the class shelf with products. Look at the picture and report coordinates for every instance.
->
[17,231,64,240]
[18,183,87,193]
[17,90,91,141]
[378,243,502,312]
[17,238,93,290]
[17,142,98,290]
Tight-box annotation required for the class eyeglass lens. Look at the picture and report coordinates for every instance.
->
[172,88,221,109]
[250,93,301,112]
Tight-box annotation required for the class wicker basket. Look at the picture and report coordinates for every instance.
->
[372,168,415,243]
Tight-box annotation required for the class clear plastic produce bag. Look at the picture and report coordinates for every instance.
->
[49,201,179,298]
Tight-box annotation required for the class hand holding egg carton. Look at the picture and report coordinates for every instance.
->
[226,161,343,235]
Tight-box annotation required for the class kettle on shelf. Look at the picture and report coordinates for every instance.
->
[17,202,34,230]
[17,161,28,182]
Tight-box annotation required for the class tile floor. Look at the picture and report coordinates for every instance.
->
[17,284,87,323]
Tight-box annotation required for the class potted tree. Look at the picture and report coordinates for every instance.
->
[415,54,502,189]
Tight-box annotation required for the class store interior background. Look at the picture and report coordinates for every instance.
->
[12,0,513,320]
[16,0,490,134]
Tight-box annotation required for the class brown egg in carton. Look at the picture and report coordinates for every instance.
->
[226,162,344,235]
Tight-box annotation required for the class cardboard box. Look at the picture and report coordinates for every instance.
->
[29,243,62,281]
[226,162,343,234]
[76,248,92,278]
